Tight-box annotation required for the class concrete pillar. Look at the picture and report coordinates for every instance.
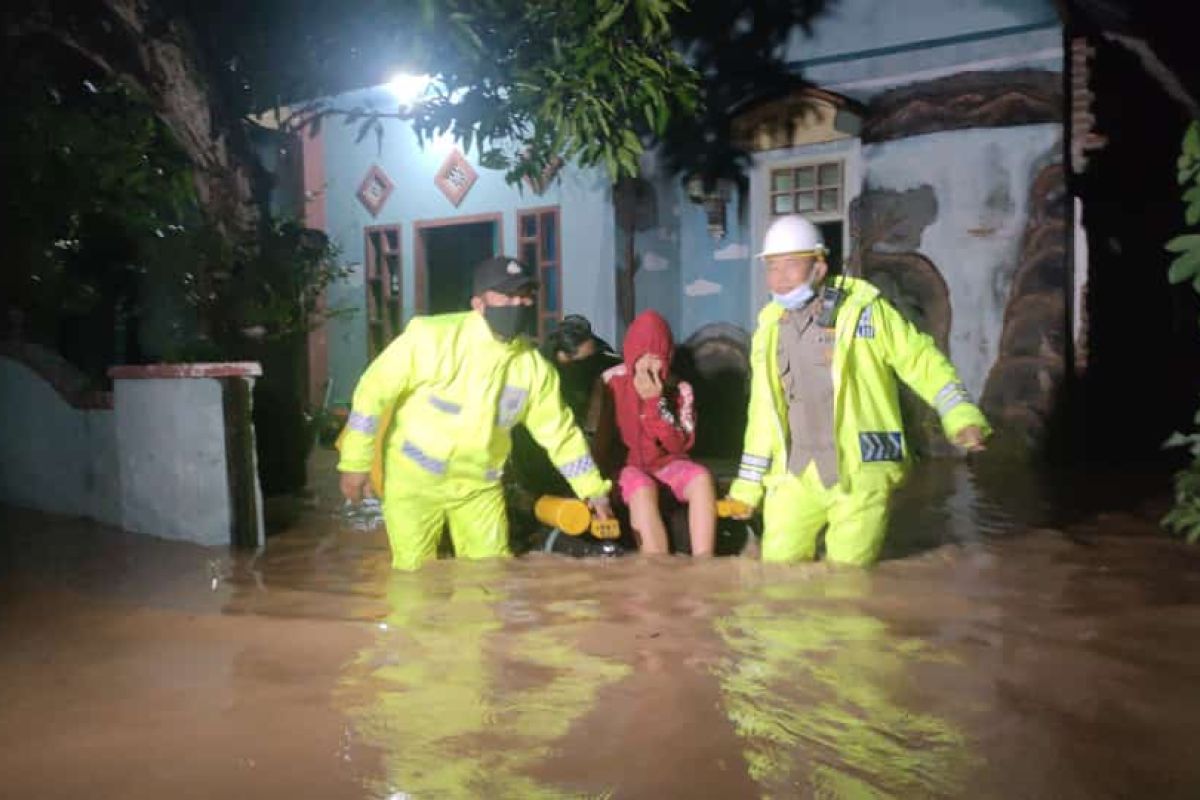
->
[108,363,264,549]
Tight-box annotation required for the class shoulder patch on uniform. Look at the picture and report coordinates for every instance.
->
[856,306,875,339]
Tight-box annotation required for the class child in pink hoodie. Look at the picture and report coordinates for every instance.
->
[603,310,716,555]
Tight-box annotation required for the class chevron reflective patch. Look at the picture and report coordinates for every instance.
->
[856,307,875,338]
[859,431,903,463]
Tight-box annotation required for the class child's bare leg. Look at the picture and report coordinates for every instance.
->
[627,486,669,554]
[682,471,716,556]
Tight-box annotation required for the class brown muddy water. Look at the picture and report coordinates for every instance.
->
[2,456,1200,799]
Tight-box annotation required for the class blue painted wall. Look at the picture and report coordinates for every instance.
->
[318,86,617,404]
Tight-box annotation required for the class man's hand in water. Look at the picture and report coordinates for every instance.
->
[587,496,613,520]
[954,426,987,453]
[340,471,372,503]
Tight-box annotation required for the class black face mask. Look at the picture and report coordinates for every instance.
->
[483,303,535,341]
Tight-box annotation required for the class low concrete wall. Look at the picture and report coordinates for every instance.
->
[0,350,121,527]
[0,345,264,549]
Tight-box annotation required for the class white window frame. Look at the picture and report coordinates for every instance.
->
[766,159,847,223]
[749,141,862,318]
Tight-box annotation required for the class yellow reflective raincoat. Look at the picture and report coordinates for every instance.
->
[729,277,990,565]
[338,311,611,570]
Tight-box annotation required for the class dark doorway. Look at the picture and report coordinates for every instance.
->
[417,218,500,314]
[1077,36,1200,464]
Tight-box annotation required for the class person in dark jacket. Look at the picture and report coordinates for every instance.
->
[508,315,621,504]
[540,314,620,424]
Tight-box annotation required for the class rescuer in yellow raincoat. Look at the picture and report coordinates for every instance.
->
[726,216,990,566]
[338,255,612,570]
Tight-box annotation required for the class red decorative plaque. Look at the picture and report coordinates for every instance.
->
[356,164,394,217]
[434,149,478,207]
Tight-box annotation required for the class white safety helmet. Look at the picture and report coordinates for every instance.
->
[757,215,827,259]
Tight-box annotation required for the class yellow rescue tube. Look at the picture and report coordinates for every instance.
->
[534,496,592,535]
[533,496,621,539]
[716,498,752,519]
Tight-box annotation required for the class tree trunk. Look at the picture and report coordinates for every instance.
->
[8,0,264,233]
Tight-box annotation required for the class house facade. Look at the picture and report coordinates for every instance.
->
[300,0,1071,447]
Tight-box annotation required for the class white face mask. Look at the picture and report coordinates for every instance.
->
[772,281,815,310]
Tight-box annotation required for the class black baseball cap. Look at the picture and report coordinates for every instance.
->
[472,255,538,296]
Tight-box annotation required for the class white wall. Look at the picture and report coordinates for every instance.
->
[0,353,263,548]
[0,359,121,527]
[114,379,236,547]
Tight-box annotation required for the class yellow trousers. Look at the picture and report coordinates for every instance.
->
[382,477,511,571]
[338,405,511,571]
[761,463,890,566]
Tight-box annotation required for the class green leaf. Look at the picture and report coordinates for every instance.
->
[655,99,669,135]
[595,1,627,34]
[1168,247,1200,283]
[1165,431,1193,449]
[1185,122,1200,158]
[1165,234,1200,254]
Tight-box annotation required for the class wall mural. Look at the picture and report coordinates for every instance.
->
[861,69,1062,144]
[849,185,954,456]
[980,161,1068,446]
[849,69,1068,452]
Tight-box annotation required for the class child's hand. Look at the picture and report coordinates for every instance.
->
[633,366,662,399]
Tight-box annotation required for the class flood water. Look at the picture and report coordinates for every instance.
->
[3,454,1200,799]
